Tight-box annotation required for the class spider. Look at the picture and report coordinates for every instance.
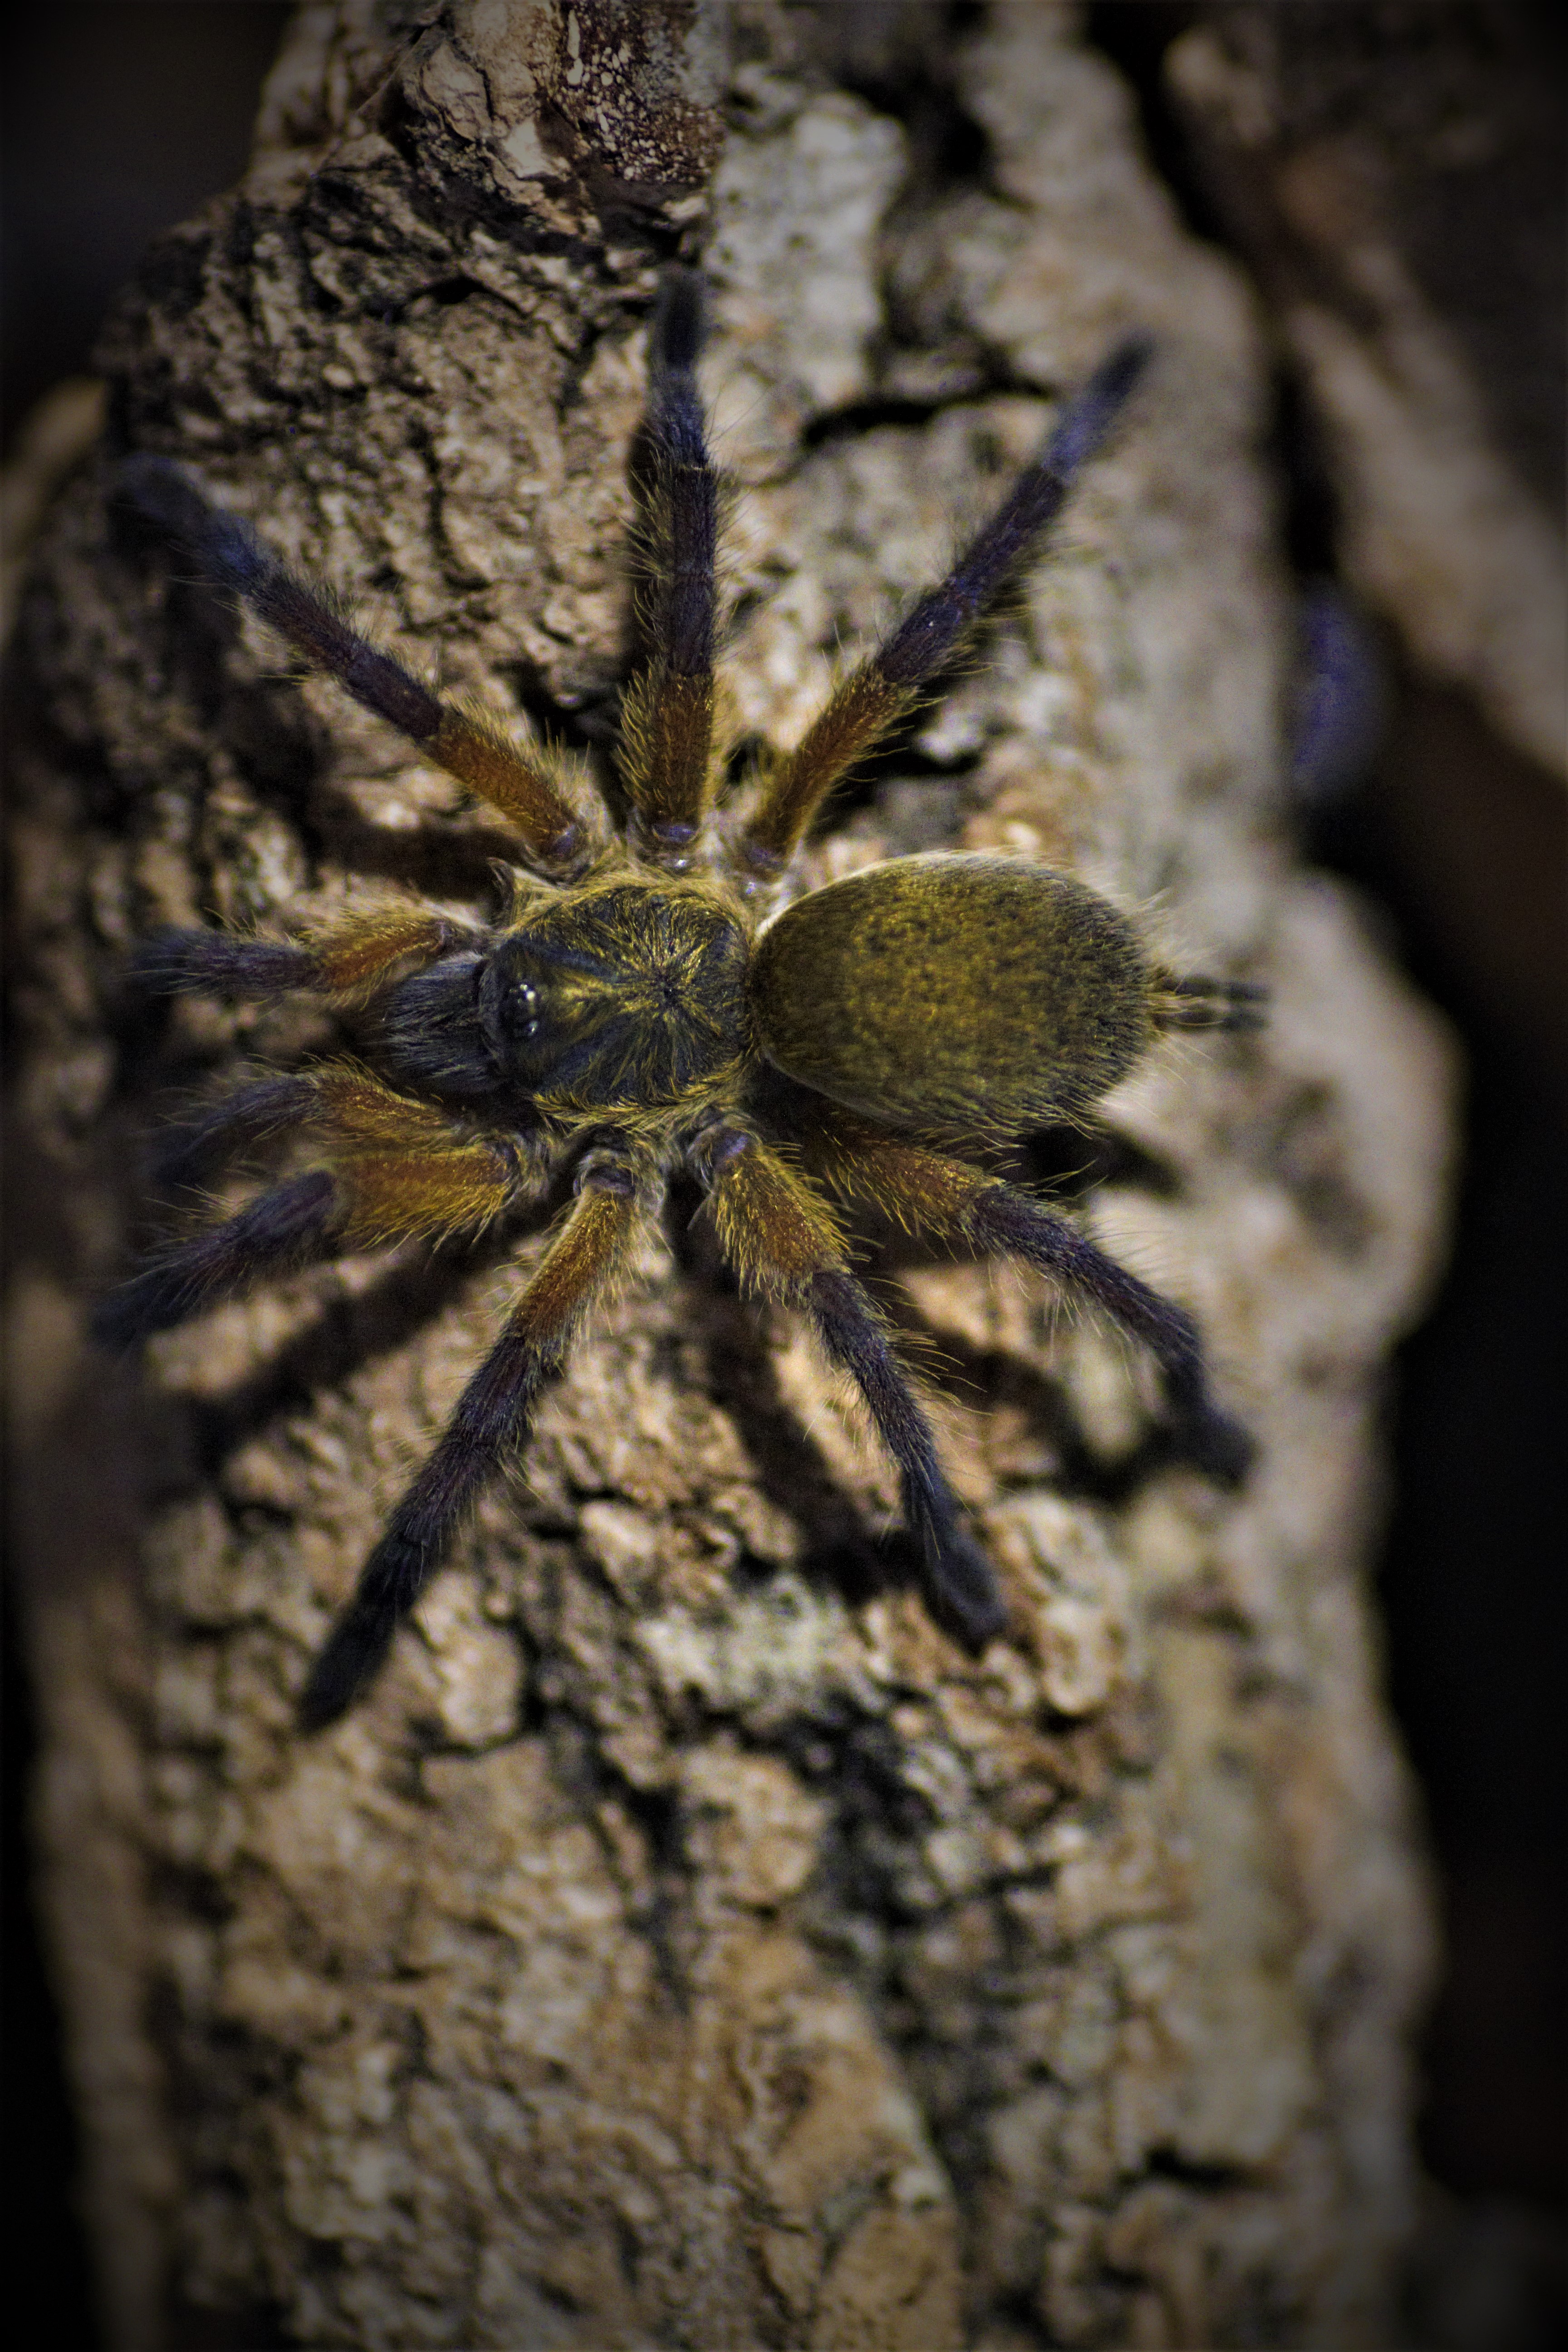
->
[96,270,1262,1728]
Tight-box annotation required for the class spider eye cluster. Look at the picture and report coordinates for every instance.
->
[497,978,540,1042]
[475,881,750,1110]
[476,941,564,1087]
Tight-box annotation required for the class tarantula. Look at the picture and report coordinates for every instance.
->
[97,270,1261,1727]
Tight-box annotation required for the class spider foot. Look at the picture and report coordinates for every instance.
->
[91,1171,338,1348]
[1169,1399,1256,1487]
[912,1498,1010,1655]
[299,1542,417,1730]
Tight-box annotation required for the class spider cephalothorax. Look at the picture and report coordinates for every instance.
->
[98,270,1262,1726]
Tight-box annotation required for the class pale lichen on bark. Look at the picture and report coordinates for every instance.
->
[7,5,1458,2346]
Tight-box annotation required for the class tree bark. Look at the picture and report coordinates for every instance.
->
[7,5,1457,2346]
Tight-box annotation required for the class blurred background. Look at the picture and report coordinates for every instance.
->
[4,5,1562,2342]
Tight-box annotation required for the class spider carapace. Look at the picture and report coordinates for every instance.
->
[98,270,1263,1726]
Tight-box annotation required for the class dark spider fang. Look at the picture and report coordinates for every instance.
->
[100,274,1261,1725]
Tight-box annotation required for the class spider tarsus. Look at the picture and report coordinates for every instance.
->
[91,1169,339,1348]
[651,265,705,376]
[806,1266,1008,1647]
[1169,1399,1257,1488]
[298,1575,409,1730]
[1043,334,1154,477]
[877,336,1153,694]
[131,926,316,1000]
[116,451,270,594]
[151,1071,318,1188]
[302,1519,475,1729]
[911,1505,1011,1655]
[965,1186,1257,1488]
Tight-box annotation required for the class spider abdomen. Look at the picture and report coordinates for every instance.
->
[748,853,1155,1135]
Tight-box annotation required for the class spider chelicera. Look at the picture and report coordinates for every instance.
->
[96,270,1262,1726]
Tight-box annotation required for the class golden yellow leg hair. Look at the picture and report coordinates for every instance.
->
[309,1064,539,1249]
[688,1119,1006,1647]
[693,1122,849,1295]
[428,706,597,869]
[803,1118,991,1230]
[737,664,914,875]
[620,267,723,859]
[300,903,475,993]
[619,666,718,847]
[128,897,481,1004]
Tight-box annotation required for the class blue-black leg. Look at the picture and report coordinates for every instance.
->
[132,904,480,1007]
[807,1128,1255,1486]
[624,266,722,858]
[646,266,718,690]
[116,454,593,867]
[118,455,445,737]
[738,337,1152,874]
[970,1187,1254,1482]
[693,1120,1007,1649]
[877,336,1152,691]
[806,1269,1009,1651]
[299,1156,647,1728]
[132,926,317,999]
[149,1072,318,1189]
[92,1170,340,1350]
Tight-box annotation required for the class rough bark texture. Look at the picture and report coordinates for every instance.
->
[7,5,1459,2347]
[1164,0,1566,786]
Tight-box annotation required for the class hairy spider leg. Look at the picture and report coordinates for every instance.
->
[735,338,1152,881]
[691,1122,1008,1649]
[810,1269,1010,1648]
[621,268,722,862]
[116,454,600,873]
[133,902,484,1003]
[95,1068,535,1346]
[92,1170,339,1349]
[810,1126,1253,1482]
[151,1071,319,1189]
[300,1155,646,1728]
[311,1065,538,1248]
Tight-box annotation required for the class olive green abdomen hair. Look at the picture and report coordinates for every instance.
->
[748,854,1156,1135]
